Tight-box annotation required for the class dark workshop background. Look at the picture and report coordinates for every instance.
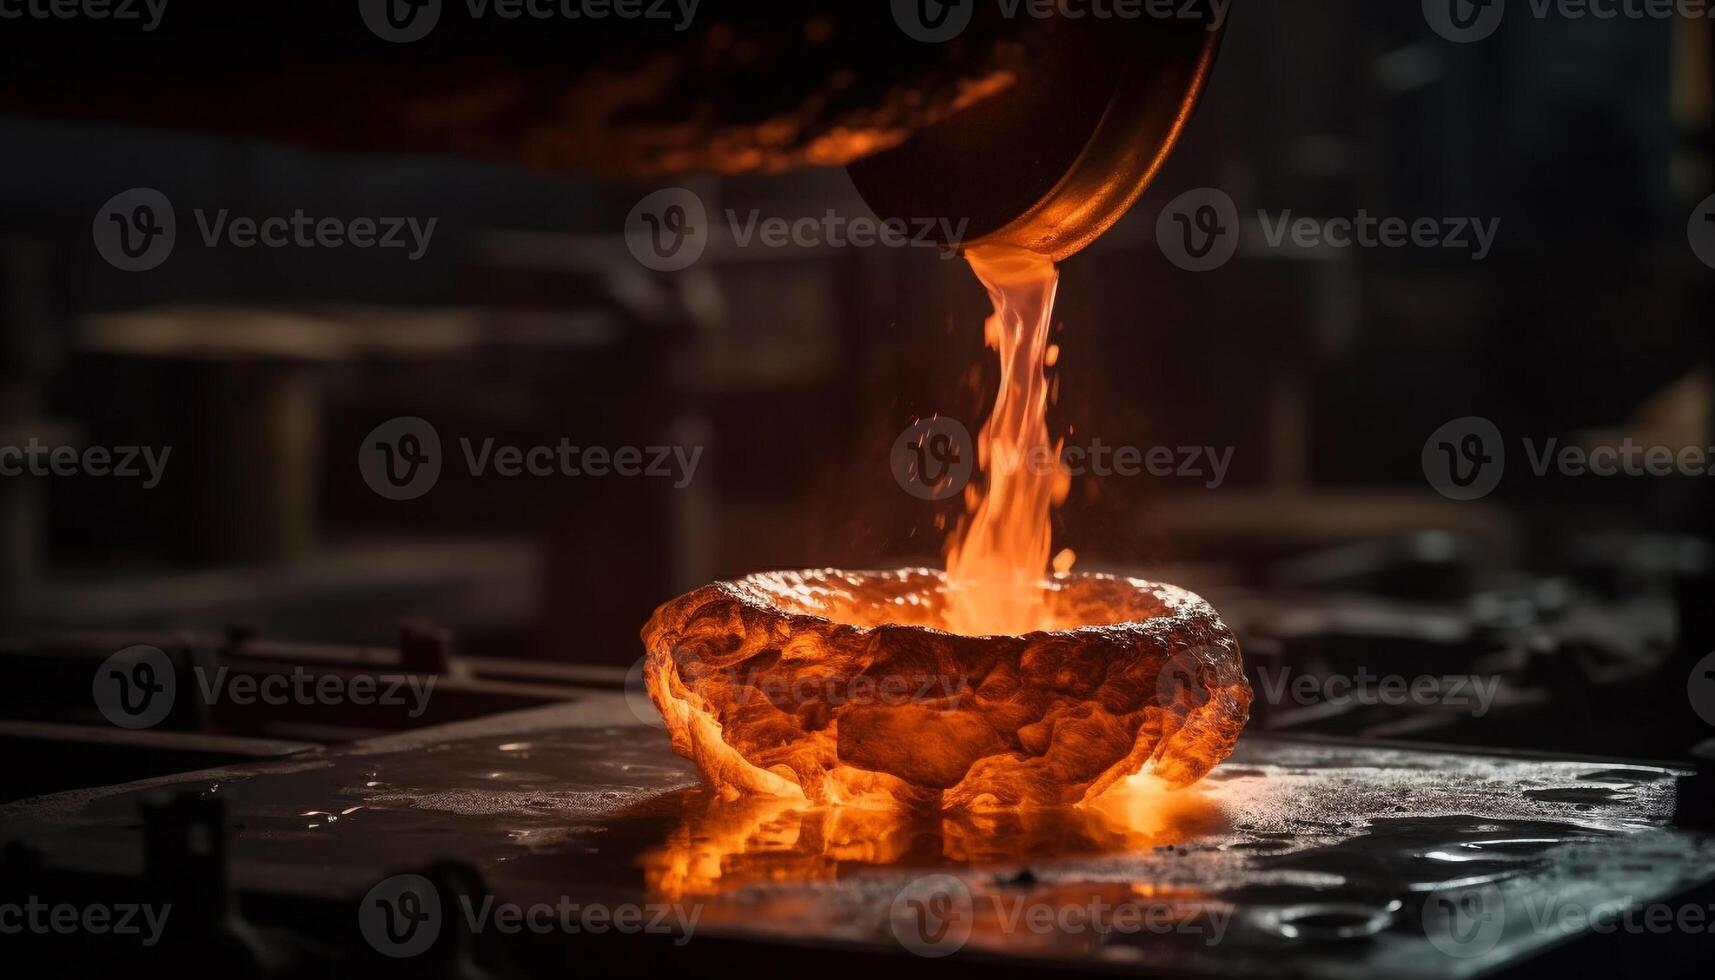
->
[1,3,1711,757]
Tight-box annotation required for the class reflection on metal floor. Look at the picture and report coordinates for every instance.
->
[3,694,1712,978]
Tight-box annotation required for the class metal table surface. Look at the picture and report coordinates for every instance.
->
[3,694,1712,977]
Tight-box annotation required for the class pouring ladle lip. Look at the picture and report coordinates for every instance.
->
[848,13,1227,263]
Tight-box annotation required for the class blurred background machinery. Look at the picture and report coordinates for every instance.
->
[0,0,1710,787]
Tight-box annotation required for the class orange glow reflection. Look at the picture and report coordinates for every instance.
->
[642,776,1226,902]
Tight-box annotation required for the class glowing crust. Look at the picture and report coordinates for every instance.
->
[642,568,1250,811]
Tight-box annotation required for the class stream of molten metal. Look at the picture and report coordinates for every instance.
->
[942,245,1074,636]
[641,243,1253,811]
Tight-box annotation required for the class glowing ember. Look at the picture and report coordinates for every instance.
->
[640,243,1250,810]
[642,568,1249,810]
[643,780,1224,901]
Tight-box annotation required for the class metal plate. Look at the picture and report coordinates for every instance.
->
[2,695,1711,977]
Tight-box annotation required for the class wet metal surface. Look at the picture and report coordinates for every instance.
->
[2,696,1712,977]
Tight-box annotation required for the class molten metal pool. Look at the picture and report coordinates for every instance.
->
[643,246,1249,811]
[641,568,1250,811]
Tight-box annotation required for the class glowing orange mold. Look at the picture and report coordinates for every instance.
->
[641,568,1250,811]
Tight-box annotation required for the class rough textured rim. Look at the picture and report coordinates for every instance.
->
[710,567,1192,638]
[643,568,1251,811]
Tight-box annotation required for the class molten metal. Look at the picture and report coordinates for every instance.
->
[641,244,1248,811]
[641,568,1250,811]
